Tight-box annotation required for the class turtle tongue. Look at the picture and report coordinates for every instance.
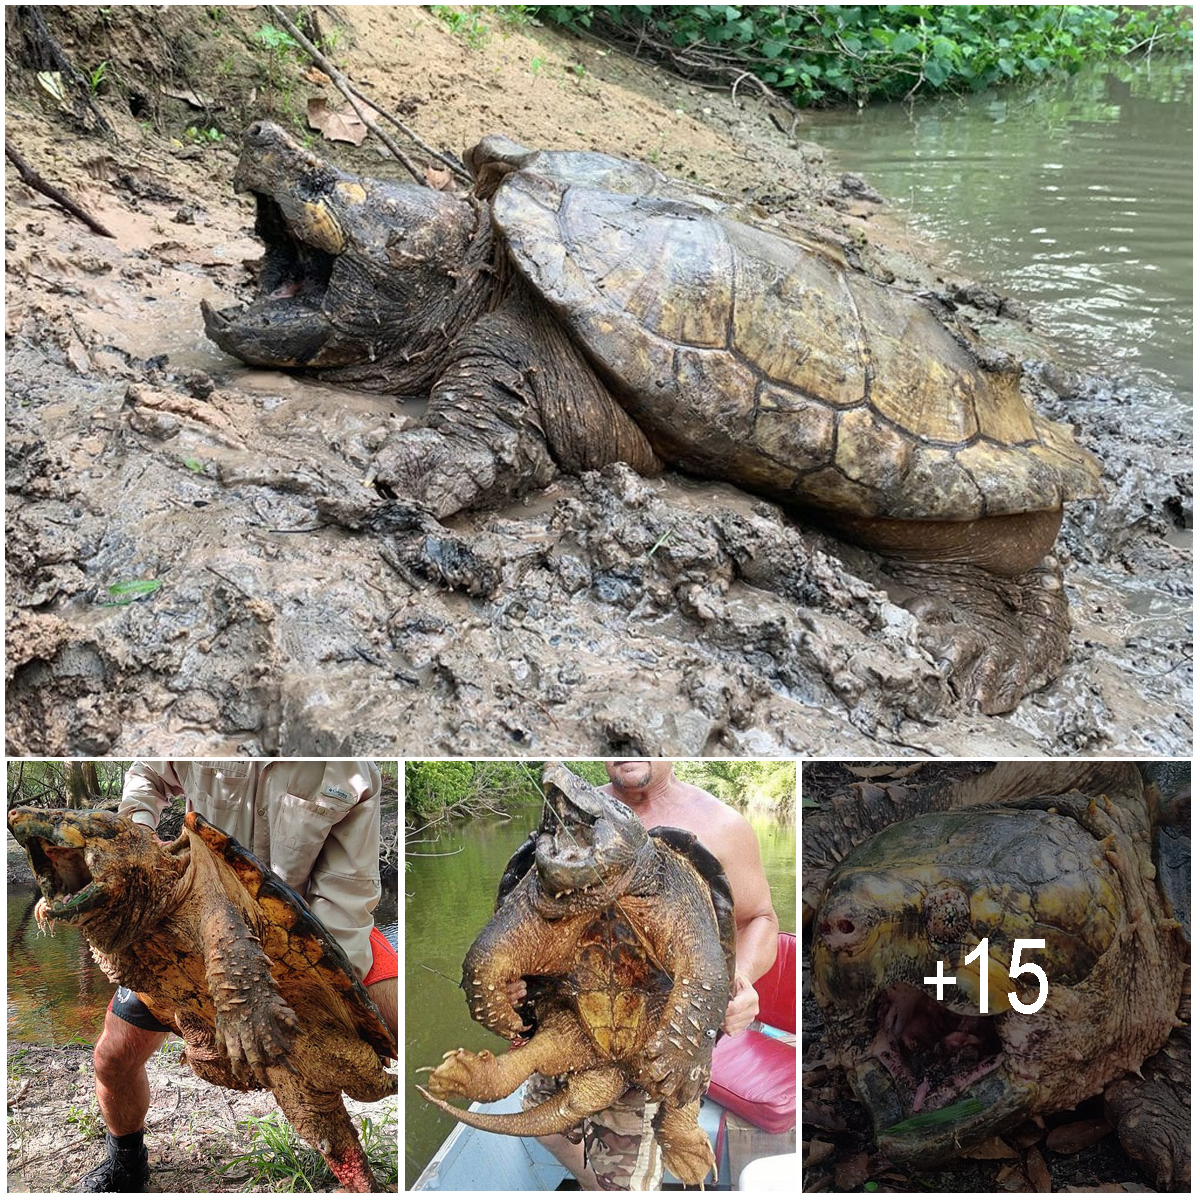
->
[870,982,1003,1112]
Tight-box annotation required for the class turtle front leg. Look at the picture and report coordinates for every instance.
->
[184,828,298,1081]
[373,279,660,520]
[200,907,299,1083]
[1105,1023,1190,1190]
[656,1100,716,1186]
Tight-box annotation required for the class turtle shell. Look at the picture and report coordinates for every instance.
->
[489,166,1102,522]
[185,812,396,1061]
[648,826,737,981]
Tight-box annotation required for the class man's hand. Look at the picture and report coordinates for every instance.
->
[722,971,759,1036]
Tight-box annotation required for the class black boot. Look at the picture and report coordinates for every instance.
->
[75,1131,150,1192]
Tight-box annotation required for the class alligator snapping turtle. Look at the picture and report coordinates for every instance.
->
[804,762,1189,1189]
[201,122,1102,715]
[8,807,397,1192]
[415,762,735,1185]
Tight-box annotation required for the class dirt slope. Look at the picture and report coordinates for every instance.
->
[4,6,1190,755]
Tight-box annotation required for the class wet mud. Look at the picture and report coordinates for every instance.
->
[5,7,1190,755]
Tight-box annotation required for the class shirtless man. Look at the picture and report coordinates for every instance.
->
[516,758,781,1190]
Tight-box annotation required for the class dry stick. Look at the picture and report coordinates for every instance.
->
[265,7,470,186]
[4,139,115,238]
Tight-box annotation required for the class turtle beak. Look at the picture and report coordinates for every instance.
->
[8,809,110,921]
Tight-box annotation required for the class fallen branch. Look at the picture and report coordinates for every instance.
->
[264,6,471,186]
[4,139,115,238]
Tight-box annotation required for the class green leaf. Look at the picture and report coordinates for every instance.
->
[923,57,952,87]
[105,578,163,600]
[890,29,919,54]
[183,458,205,473]
[881,1097,985,1135]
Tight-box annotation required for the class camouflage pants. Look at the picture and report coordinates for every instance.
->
[524,1073,664,1191]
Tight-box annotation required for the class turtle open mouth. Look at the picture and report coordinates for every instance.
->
[200,192,355,368]
[869,982,1004,1114]
[537,791,601,895]
[252,192,337,307]
[27,839,104,920]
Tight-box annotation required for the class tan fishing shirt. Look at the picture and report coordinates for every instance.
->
[120,760,383,980]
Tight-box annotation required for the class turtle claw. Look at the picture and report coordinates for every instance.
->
[889,557,1070,715]
[426,1047,500,1100]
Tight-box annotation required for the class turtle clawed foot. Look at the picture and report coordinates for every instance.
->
[217,996,299,1084]
[658,1114,716,1187]
[426,1047,499,1101]
[1105,1040,1190,1190]
[372,427,497,520]
[895,557,1069,716]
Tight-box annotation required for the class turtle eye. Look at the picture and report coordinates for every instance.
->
[298,168,336,200]
[922,886,970,942]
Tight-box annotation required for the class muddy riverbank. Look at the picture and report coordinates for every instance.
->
[5,7,1190,755]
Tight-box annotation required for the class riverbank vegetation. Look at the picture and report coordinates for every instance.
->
[404,760,796,827]
[513,5,1193,105]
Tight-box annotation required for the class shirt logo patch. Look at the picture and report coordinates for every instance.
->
[323,785,351,801]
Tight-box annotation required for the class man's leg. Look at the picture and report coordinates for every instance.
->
[527,1079,659,1191]
[536,1133,603,1190]
[364,926,399,1043]
[94,1005,168,1134]
[365,979,397,1043]
[78,992,169,1193]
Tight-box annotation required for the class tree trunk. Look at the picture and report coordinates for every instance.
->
[66,762,87,809]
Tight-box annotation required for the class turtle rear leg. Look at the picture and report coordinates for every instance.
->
[373,279,660,519]
[425,1009,599,1103]
[270,1073,380,1193]
[418,1065,629,1138]
[655,1100,716,1186]
[1105,1021,1190,1189]
[834,508,1071,714]
[895,555,1069,714]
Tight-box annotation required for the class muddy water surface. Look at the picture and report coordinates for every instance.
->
[404,803,795,1187]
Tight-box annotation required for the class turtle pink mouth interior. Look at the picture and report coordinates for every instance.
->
[33,841,94,902]
[868,982,1004,1114]
[254,193,334,304]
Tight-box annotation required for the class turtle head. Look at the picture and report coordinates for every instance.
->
[810,801,1178,1165]
[8,807,179,952]
[533,763,653,911]
[202,121,493,392]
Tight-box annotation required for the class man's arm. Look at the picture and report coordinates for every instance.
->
[281,761,384,983]
[119,761,184,830]
[715,811,779,1036]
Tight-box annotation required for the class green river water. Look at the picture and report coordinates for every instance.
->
[808,58,1192,407]
[404,803,796,1187]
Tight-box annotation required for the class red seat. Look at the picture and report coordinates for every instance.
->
[706,932,797,1133]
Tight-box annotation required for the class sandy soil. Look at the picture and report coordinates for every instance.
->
[4,6,1191,755]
